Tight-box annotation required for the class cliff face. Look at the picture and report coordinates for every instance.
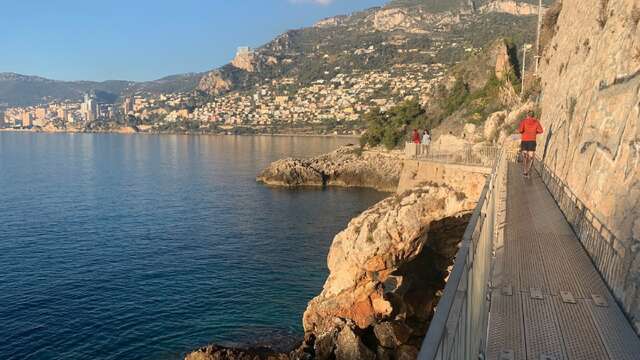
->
[302,184,475,359]
[537,0,640,329]
[256,146,404,192]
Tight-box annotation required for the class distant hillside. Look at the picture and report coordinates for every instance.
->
[196,0,551,95]
[0,0,552,107]
[0,72,203,107]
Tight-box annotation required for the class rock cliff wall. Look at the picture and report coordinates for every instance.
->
[397,160,490,197]
[537,0,640,331]
[302,184,476,359]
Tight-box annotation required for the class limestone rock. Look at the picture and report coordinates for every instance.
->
[257,145,403,192]
[197,71,232,95]
[303,183,474,353]
[537,0,640,332]
[480,1,543,16]
[335,326,375,360]
[373,321,411,348]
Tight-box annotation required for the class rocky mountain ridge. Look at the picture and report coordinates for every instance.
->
[1,0,549,108]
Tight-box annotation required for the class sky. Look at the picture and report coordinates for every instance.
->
[0,0,388,82]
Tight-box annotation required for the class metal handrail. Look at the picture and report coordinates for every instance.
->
[534,160,636,328]
[405,142,500,168]
[418,148,507,360]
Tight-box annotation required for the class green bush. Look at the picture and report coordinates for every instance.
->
[360,99,428,150]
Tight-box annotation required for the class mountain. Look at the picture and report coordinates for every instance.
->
[0,0,551,107]
[196,0,551,95]
[0,72,205,107]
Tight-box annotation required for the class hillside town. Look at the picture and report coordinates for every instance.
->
[0,54,454,134]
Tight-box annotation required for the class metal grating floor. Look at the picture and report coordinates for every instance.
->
[485,163,640,360]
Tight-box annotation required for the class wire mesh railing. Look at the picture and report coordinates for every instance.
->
[534,160,635,321]
[405,142,500,168]
[417,148,509,360]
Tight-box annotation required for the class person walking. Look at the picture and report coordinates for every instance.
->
[518,110,543,178]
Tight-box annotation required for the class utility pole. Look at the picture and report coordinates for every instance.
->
[535,0,543,74]
[521,44,533,98]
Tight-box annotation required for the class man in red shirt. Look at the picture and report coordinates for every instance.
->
[518,111,543,177]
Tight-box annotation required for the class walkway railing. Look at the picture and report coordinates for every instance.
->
[405,142,500,168]
[535,160,635,324]
[417,148,509,360]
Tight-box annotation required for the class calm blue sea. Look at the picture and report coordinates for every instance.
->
[0,133,386,360]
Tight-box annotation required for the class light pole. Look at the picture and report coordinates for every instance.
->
[521,43,533,98]
[535,0,543,74]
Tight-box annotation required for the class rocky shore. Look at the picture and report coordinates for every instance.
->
[256,145,404,192]
[185,172,476,359]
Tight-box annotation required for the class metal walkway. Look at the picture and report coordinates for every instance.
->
[486,162,640,360]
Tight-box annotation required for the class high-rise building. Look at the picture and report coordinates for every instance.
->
[21,111,32,127]
[123,97,134,115]
[82,93,98,122]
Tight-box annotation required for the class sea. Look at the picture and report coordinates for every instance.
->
[0,133,387,360]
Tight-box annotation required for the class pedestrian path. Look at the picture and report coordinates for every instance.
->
[485,162,640,360]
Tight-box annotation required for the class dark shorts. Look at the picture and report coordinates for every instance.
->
[521,141,537,152]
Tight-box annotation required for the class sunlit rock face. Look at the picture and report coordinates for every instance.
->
[302,184,475,359]
[537,0,640,331]
[257,145,404,192]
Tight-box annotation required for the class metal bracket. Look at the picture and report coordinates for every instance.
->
[500,350,514,360]
[560,291,576,304]
[591,294,609,307]
[530,288,544,300]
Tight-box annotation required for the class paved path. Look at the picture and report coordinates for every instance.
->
[486,162,640,360]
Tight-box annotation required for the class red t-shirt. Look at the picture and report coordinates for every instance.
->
[518,117,543,142]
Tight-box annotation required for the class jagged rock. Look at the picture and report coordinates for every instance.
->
[184,344,291,360]
[480,0,543,16]
[257,145,403,192]
[334,326,375,360]
[537,0,640,331]
[197,71,231,95]
[231,51,258,72]
[302,184,475,355]
[484,110,508,142]
[373,321,411,348]
[313,331,337,360]
[396,344,419,360]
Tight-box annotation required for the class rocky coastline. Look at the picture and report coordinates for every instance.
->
[186,146,480,359]
[256,145,404,192]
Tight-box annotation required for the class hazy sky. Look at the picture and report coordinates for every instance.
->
[0,0,387,82]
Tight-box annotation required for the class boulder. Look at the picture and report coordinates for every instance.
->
[335,326,375,360]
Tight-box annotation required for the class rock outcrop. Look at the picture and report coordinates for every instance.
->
[480,0,543,16]
[537,0,640,331]
[197,71,232,95]
[302,184,475,359]
[256,146,404,192]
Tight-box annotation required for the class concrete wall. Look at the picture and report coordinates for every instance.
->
[398,160,490,201]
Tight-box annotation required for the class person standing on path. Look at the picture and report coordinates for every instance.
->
[518,110,543,177]
[412,129,421,144]
[422,129,431,146]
